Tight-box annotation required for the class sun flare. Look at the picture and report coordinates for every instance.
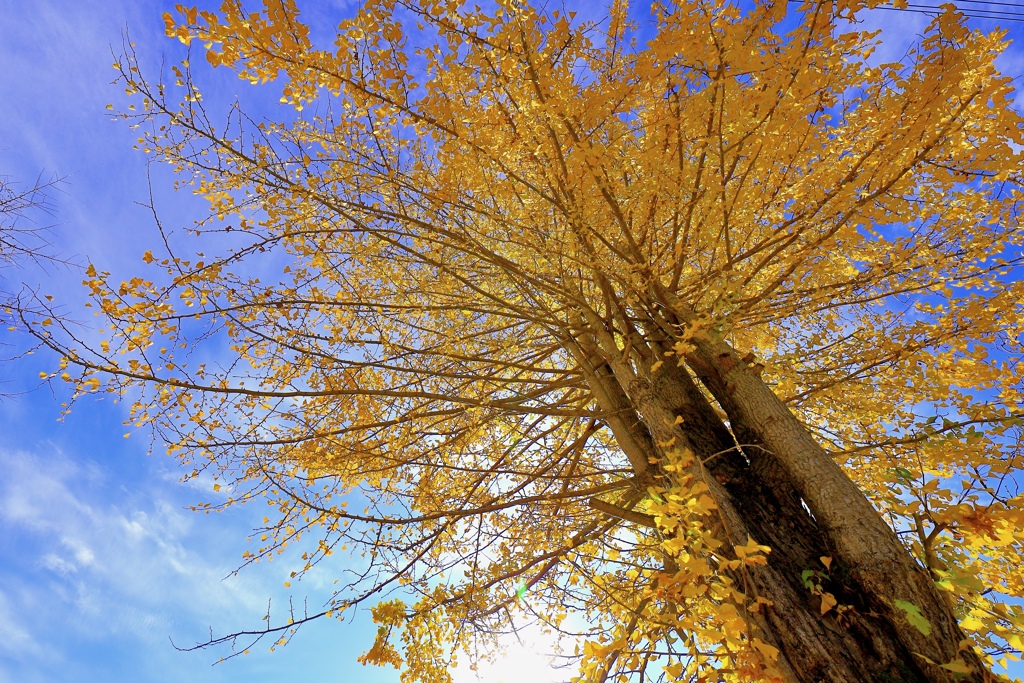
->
[451,629,565,683]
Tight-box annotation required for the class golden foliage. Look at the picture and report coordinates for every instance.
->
[39,0,1024,680]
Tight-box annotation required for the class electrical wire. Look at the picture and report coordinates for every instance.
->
[788,0,1024,23]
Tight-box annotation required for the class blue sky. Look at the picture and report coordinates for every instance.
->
[0,1,401,681]
[0,1,1022,683]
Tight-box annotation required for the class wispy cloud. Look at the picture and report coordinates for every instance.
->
[0,446,263,658]
[0,434,396,683]
[0,589,43,658]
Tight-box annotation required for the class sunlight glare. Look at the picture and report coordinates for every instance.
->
[451,627,566,683]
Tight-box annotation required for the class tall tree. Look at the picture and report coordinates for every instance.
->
[1,172,66,346]
[40,0,1024,680]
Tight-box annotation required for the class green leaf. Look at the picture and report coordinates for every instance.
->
[894,467,914,483]
[894,599,933,636]
[934,568,985,593]
[801,568,825,590]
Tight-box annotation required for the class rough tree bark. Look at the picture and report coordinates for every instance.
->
[563,288,988,682]
[565,287,986,681]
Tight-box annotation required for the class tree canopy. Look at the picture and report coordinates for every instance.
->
[36,0,1024,681]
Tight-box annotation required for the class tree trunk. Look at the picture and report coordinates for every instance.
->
[572,294,986,681]
[632,287,988,681]
[682,335,984,681]
[635,346,931,682]
[575,326,988,681]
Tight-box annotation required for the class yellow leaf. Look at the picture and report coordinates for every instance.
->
[939,659,972,674]
[820,592,838,615]
[734,537,772,559]
[751,638,779,661]
[959,615,984,630]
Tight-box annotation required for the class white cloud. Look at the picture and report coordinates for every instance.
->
[0,446,270,651]
[0,589,42,658]
[39,553,77,576]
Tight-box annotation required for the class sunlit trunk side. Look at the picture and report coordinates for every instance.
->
[651,290,985,681]
[644,339,923,681]
[574,311,910,681]
[630,334,932,681]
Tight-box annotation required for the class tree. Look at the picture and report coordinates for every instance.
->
[42,0,1024,680]
[1,171,68,358]
[1,173,63,294]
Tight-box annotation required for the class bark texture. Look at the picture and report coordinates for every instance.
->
[684,337,984,682]
[572,296,988,683]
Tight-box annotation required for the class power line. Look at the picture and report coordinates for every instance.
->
[788,1,1024,23]
[939,0,1022,9]
[899,2,1024,21]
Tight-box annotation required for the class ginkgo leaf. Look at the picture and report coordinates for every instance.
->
[895,600,933,636]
